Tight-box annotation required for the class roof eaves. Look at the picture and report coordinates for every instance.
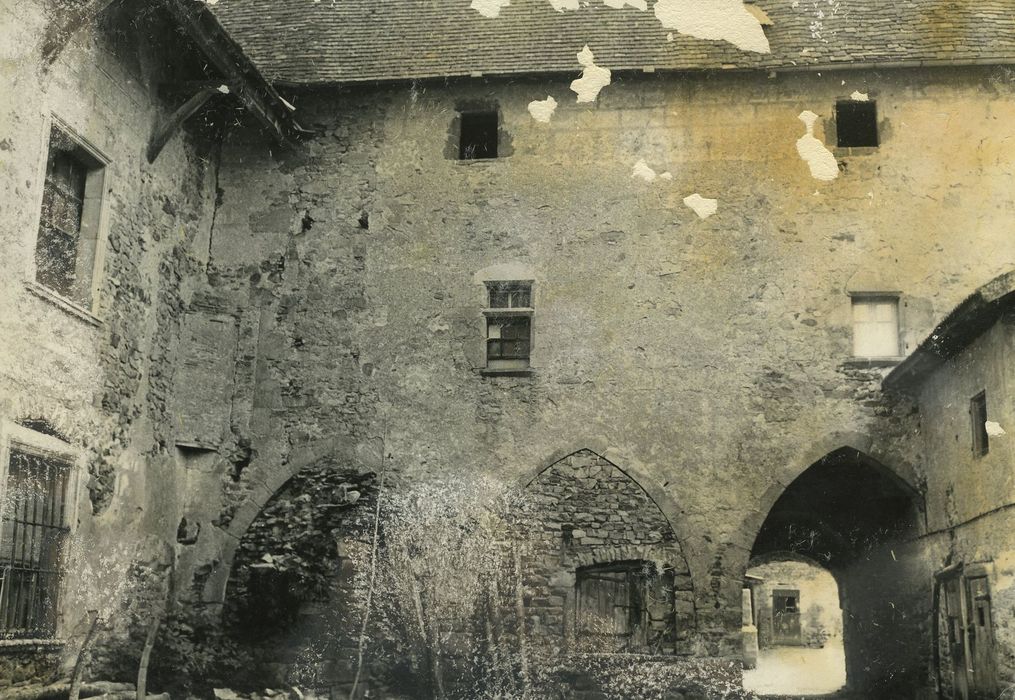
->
[160,0,305,142]
[883,270,1015,395]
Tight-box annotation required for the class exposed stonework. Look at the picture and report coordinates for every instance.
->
[4,2,1015,698]
[518,449,695,653]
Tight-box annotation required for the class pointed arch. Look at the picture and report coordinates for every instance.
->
[518,447,698,653]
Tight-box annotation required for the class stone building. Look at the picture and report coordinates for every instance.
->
[2,0,1015,698]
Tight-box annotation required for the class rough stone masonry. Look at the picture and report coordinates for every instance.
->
[2,0,1015,698]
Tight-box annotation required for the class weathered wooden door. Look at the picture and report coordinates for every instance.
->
[940,569,998,700]
[772,589,802,645]
[942,575,969,700]
[966,575,997,699]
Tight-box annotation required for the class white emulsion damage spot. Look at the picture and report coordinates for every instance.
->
[631,159,671,182]
[570,46,612,103]
[471,0,510,18]
[604,0,648,10]
[654,0,770,54]
[986,421,1006,437]
[683,193,718,219]
[527,96,559,122]
[796,110,839,181]
[850,90,870,101]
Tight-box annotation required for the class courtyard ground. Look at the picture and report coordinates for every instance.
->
[742,641,847,697]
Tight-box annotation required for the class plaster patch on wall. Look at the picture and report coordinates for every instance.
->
[549,0,580,10]
[631,159,671,182]
[604,0,648,10]
[527,96,559,122]
[850,90,870,101]
[796,110,839,181]
[985,421,1006,437]
[471,0,510,18]
[654,0,771,54]
[683,193,718,219]
[570,46,612,103]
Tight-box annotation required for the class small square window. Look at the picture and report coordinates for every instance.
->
[971,391,989,457]
[484,281,532,371]
[835,100,879,148]
[459,111,499,160]
[35,125,107,310]
[851,296,899,358]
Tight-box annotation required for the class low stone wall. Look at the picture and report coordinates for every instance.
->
[0,641,63,690]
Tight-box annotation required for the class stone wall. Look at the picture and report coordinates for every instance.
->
[197,64,1015,662]
[0,0,218,680]
[518,449,695,654]
[908,312,1015,695]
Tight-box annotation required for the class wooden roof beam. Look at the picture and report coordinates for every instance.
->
[158,0,303,146]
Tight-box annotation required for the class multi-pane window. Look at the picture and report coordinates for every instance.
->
[851,296,900,357]
[971,391,989,457]
[484,281,533,371]
[35,125,106,309]
[0,434,72,639]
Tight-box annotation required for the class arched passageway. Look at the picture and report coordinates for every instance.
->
[746,447,926,698]
[221,458,377,690]
[743,555,845,695]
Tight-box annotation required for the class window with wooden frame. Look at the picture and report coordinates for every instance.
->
[483,281,533,372]
[0,421,76,640]
[971,391,989,457]
[34,123,108,312]
[851,295,900,358]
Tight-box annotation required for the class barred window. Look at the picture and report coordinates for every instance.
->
[484,281,533,371]
[35,124,107,310]
[0,434,72,639]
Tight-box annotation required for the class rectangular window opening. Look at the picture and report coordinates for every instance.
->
[836,100,879,148]
[35,125,106,309]
[484,281,532,371]
[851,296,899,358]
[971,391,989,457]
[459,111,499,160]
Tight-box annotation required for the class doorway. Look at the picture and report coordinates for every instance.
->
[937,565,997,700]
[745,447,925,697]
[772,589,802,645]
[743,557,846,696]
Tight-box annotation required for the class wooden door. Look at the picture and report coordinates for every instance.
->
[966,575,997,699]
[772,589,802,645]
[942,575,969,700]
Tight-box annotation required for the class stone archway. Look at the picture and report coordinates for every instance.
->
[516,448,696,655]
[217,454,377,690]
[744,446,927,698]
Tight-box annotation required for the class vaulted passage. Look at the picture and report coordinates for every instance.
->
[748,448,926,698]
[743,555,846,696]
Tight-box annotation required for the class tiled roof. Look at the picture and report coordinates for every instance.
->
[212,0,1015,85]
